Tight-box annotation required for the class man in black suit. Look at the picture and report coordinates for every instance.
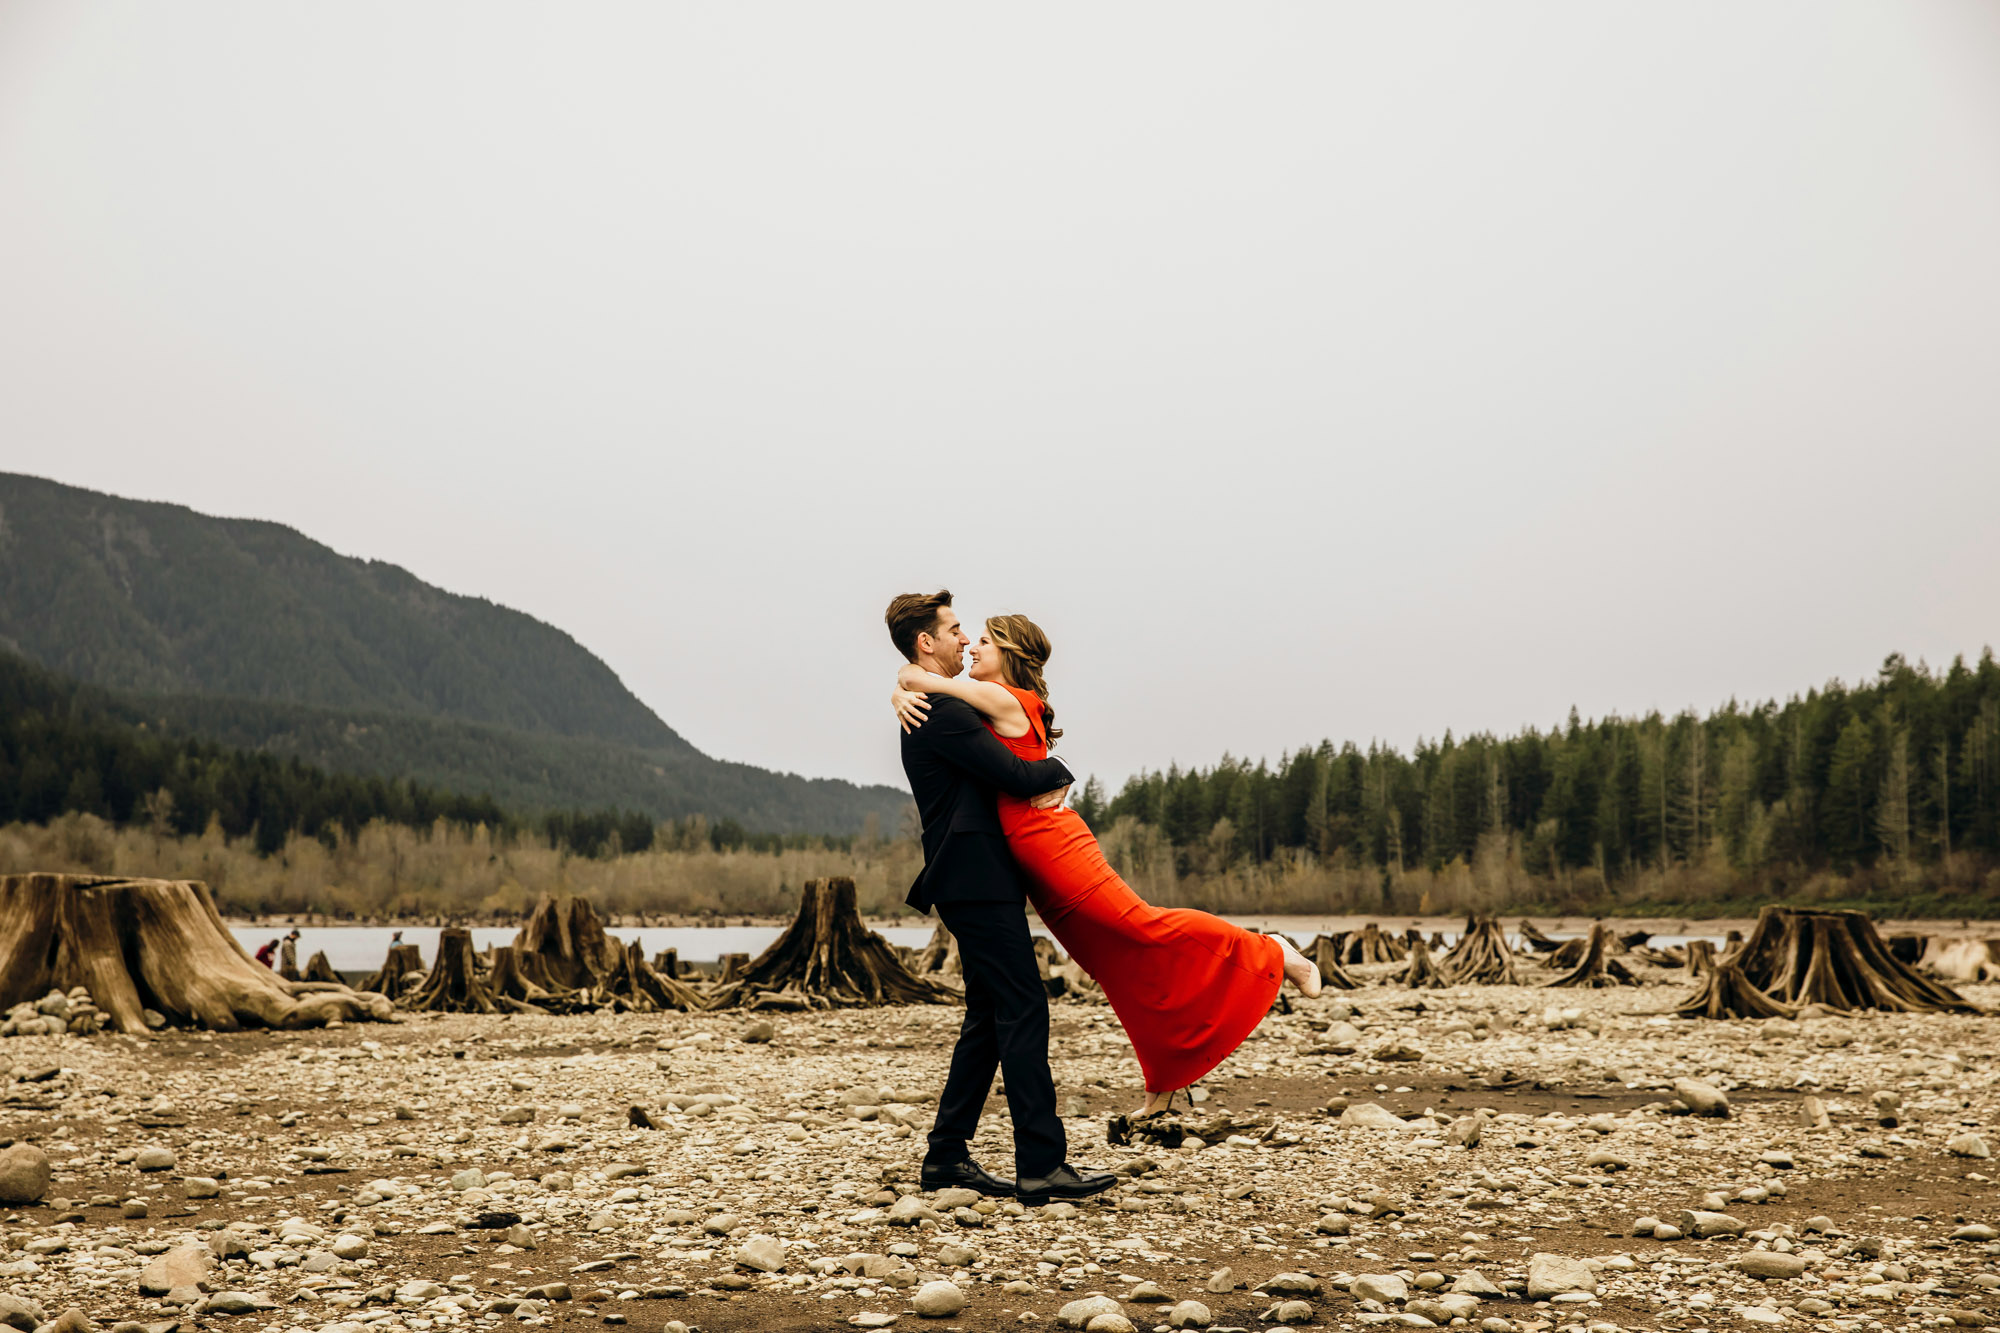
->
[887,590,1117,1206]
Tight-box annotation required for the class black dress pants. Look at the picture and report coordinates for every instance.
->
[926,898,1066,1179]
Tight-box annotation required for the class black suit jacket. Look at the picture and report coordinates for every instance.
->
[901,695,1073,913]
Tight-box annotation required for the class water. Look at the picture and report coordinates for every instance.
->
[228,922,1727,971]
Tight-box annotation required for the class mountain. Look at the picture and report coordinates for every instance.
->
[0,472,908,833]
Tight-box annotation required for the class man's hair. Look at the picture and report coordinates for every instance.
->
[885,589,953,662]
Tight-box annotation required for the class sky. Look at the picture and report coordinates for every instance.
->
[4,3,1999,796]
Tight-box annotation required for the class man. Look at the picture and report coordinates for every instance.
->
[887,589,1116,1206]
[279,928,301,980]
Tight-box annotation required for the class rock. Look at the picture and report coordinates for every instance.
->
[1083,1316,1135,1333]
[1339,1102,1410,1131]
[522,1282,570,1300]
[1058,1296,1125,1328]
[735,1236,786,1272]
[1127,1281,1170,1302]
[330,1233,370,1260]
[1450,1269,1505,1298]
[183,1177,221,1199]
[0,1296,46,1332]
[1950,1223,1998,1241]
[742,1020,776,1043]
[1256,1273,1322,1296]
[1165,1301,1212,1329]
[1373,1040,1424,1062]
[448,1168,486,1191]
[1350,1274,1408,1303]
[1738,1251,1808,1279]
[47,1311,94,1333]
[932,1187,982,1209]
[1947,1133,1991,1159]
[849,1316,899,1330]
[1260,1301,1315,1325]
[134,1145,178,1172]
[935,1243,978,1267]
[1526,1253,1598,1299]
[1314,1211,1352,1235]
[1680,1209,1748,1238]
[121,1199,148,1218]
[1653,1224,1684,1240]
[887,1195,943,1226]
[1584,1149,1630,1171]
[1446,1115,1482,1147]
[1734,1307,1786,1325]
[199,1292,268,1316]
[139,1246,214,1296]
[1632,1215,1661,1236]
[0,1144,51,1203]
[911,1281,967,1317]
[1760,1150,1795,1170]
[1203,1266,1235,1294]
[1673,1078,1731,1118]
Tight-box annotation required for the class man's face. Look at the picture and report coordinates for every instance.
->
[918,608,969,677]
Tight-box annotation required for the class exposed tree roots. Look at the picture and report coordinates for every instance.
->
[1402,945,1449,989]
[1544,923,1639,988]
[1673,958,1799,1020]
[0,873,390,1031]
[1303,935,1361,990]
[707,877,960,1010]
[404,927,508,1013]
[302,951,342,985]
[1731,907,1978,1014]
[1442,916,1521,986]
[359,944,426,998]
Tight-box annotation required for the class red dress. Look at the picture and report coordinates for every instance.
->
[986,684,1283,1093]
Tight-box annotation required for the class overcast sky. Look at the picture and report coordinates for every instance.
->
[4,3,1999,796]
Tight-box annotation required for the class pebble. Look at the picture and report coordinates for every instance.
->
[911,1279,967,1317]
[1058,1295,1125,1328]
[1736,1250,1809,1279]
[1673,1077,1731,1117]
[1165,1299,1212,1329]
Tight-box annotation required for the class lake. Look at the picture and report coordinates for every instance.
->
[227,922,1727,971]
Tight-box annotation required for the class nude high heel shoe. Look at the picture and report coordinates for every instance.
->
[1268,932,1323,999]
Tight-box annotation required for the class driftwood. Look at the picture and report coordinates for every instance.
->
[707,877,960,1010]
[1733,907,1978,1014]
[1402,945,1449,989]
[1518,920,1562,952]
[359,943,426,998]
[1303,935,1361,990]
[1441,915,1520,986]
[1545,923,1639,988]
[1107,1110,1272,1150]
[1674,958,1799,1021]
[404,927,506,1013]
[302,950,343,984]
[0,873,390,1031]
[1921,937,2000,983]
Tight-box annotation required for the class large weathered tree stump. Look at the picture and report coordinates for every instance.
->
[707,877,960,1009]
[1673,959,1798,1020]
[1545,923,1639,988]
[1731,907,1977,1014]
[513,895,627,991]
[1441,916,1521,986]
[0,874,390,1032]
[404,927,505,1013]
[1683,938,1718,977]
[591,939,708,1012]
[359,943,426,998]
[1347,922,1407,965]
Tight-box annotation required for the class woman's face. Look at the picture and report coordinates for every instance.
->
[967,625,1006,683]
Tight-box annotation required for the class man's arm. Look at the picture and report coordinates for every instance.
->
[916,697,1073,798]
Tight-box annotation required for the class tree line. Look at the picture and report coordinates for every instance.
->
[1073,651,2000,902]
[0,651,828,860]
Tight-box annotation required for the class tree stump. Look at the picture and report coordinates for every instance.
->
[513,895,628,991]
[404,927,505,1013]
[591,939,708,1012]
[654,948,681,978]
[1304,935,1361,990]
[1732,907,1978,1014]
[916,923,963,976]
[1401,945,1449,989]
[1349,922,1406,965]
[1673,959,1798,1020]
[1441,915,1521,986]
[359,944,427,998]
[707,877,960,1009]
[1683,938,1718,977]
[302,951,342,985]
[1544,923,1639,988]
[0,874,390,1032]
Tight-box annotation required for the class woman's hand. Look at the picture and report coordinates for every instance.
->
[896,662,932,692]
[892,687,931,733]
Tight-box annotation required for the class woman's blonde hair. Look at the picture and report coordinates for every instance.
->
[983,614,1062,747]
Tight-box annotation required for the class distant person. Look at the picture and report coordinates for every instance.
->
[279,928,301,980]
[389,929,404,944]
[886,590,1114,1208]
[254,938,279,968]
[892,606,1321,1123]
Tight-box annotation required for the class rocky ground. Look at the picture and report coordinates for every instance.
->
[2,977,1998,1333]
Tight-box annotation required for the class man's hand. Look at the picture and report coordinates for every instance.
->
[1029,784,1070,810]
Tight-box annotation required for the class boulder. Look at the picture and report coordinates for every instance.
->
[139,1246,214,1296]
[0,1145,51,1204]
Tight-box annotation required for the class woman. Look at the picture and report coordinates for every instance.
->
[893,614,1321,1118]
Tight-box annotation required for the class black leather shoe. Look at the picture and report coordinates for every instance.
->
[919,1157,1015,1197]
[1015,1163,1118,1205]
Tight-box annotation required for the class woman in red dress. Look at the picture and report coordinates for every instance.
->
[894,614,1321,1117]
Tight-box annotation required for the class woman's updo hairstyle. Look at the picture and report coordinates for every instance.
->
[983,614,1062,747]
